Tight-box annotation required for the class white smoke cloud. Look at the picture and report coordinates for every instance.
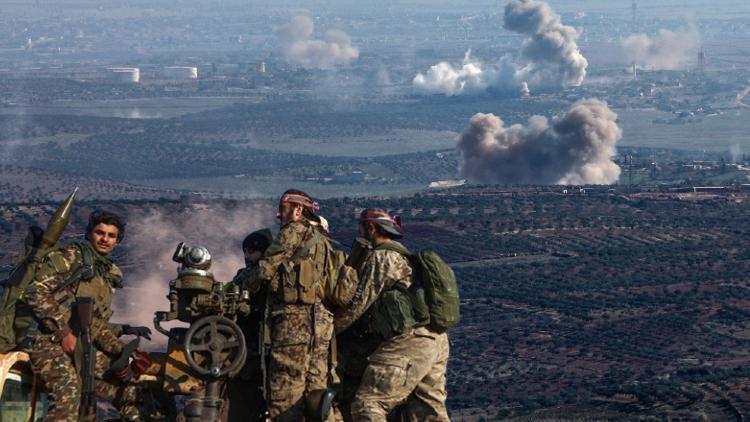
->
[112,203,275,349]
[276,15,359,70]
[457,99,622,185]
[622,25,701,70]
[413,0,588,96]
[520,81,531,97]
[412,50,490,96]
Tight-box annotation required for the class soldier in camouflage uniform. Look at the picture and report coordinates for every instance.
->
[248,189,352,422]
[336,209,450,422]
[22,210,152,421]
[226,228,273,421]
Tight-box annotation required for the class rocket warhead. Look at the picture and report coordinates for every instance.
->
[40,187,78,249]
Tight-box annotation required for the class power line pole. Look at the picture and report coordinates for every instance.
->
[628,154,634,193]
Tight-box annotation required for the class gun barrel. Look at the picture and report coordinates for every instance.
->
[76,296,95,327]
[77,295,96,421]
[80,340,97,420]
[41,187,78,249]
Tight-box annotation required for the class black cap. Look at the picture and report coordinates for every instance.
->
[242,228,273,253]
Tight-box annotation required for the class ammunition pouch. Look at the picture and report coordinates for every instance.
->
[278,259,318,304]
[276,230,325,305]
[305,388,336,422]
[368,286,417,340]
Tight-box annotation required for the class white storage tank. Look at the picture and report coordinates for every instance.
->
[107,67,140,83]
[162,66,198,79]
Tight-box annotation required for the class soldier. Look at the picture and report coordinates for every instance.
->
[337,209,450,422]
[22,210,152,421]
[253,189,348,422]
[226,228,273,421]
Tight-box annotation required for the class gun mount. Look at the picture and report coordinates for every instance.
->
[153,242,250,422]
[155,242,250,326]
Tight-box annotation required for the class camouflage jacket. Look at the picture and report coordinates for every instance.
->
[23,243,124,355]
[256,219,355,309]
[334,241,413,334]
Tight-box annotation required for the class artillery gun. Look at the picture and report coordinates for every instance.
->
[153,242,250,422]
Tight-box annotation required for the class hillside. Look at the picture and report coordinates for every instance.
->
[1,188,749,419]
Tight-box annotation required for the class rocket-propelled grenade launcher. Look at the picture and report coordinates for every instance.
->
[8,187,78,285]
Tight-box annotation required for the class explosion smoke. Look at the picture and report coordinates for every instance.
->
[413,0,587,96]
[622,25,701,70]
[276,15,359,70]
[113,203,275,348]
[412,50,489,96]
[504,0,588,87]
[520,81,531,97]
[457,99,622,185]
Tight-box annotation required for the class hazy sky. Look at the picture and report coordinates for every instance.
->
[1,0,749,19]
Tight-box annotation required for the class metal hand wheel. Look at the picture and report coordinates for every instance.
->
[184,315,247,378]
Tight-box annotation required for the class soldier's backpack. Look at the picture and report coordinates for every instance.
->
[0,227,46,352]
[377,242,461,333]
[0,237,96,352]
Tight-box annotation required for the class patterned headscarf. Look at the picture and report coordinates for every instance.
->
[279,190,320,213]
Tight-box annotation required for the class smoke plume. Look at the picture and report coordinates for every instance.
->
[412,50,490,96]
[504,0,588,87]
[622,25,701,70]
[413,0,587,96]
[112,202,275,349]
[276,15,359,69]
[457,99,622,185]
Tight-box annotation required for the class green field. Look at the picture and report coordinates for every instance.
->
[241,129,459,157]
[0,97,261,119]
[617,108,750,152]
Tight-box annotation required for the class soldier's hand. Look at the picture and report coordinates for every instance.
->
[121,325,152,340]
[61,333,77,355]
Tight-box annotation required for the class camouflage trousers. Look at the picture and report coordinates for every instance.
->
[29,335,144,422]
[351,326,450,422]
[267,302,340,422]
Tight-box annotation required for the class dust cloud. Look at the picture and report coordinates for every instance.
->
[276,15,359,70]
[623,25,701,70]
[457,99,622,185]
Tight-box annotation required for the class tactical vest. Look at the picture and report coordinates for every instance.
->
[275,227,336,305]
[18,243,117,343]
